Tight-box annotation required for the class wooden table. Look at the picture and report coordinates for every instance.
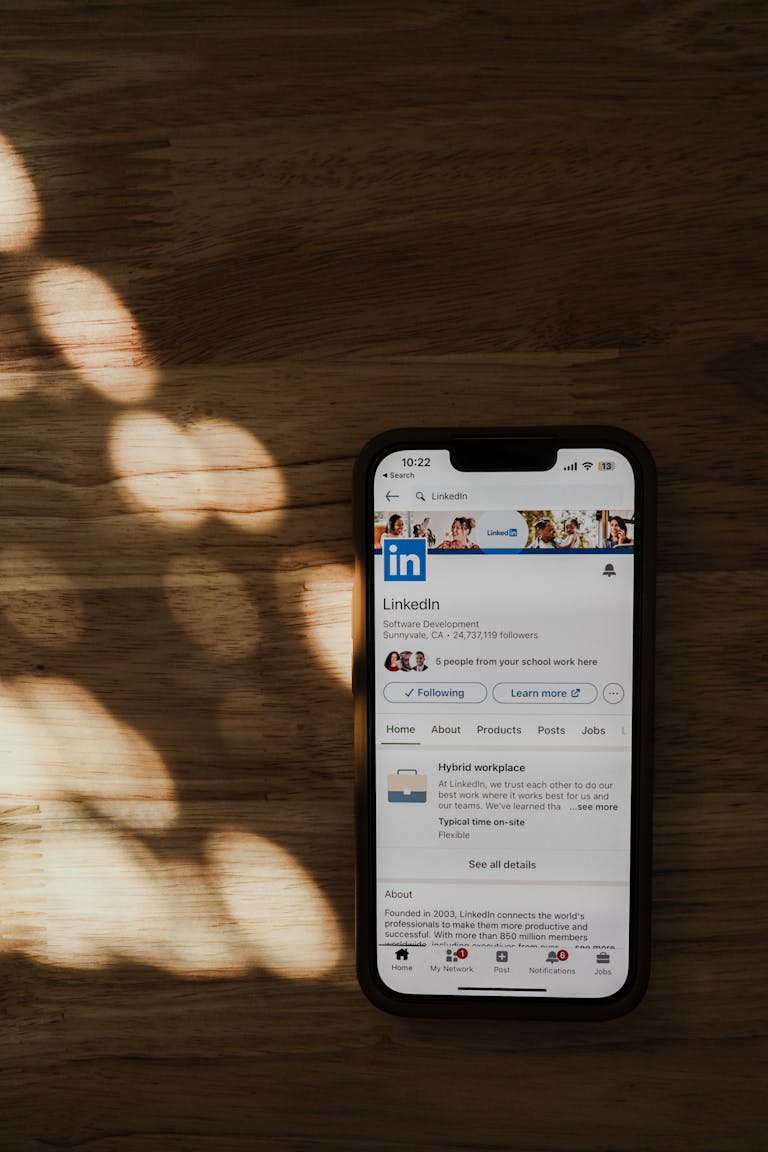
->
[1,4,766,1149]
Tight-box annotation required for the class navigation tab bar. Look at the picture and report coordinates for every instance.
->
[377,715,630,748]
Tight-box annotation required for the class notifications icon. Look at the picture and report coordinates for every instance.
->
[546,949,569,963]
[603,563,616,577]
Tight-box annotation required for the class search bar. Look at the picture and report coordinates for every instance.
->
[404,486,626,508]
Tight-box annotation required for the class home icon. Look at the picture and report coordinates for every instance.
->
[395,948,409,960]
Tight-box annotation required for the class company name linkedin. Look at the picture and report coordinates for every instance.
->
[383,597,441,610]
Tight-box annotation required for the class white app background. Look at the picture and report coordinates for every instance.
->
[372,449,636,998]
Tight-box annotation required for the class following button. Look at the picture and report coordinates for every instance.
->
[384,681,487,704]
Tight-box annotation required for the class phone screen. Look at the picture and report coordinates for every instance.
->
[366,443,643,1001]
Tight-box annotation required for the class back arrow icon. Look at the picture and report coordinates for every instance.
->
[386,491,400,502]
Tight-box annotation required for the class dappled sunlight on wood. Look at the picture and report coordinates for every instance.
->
[0,677,178,831]
[29,261,157,403]
[0,133,41,252]
[0,681,341,979]
[300,563,353,688]
[187,417,287,529]
[163,554,260,661]
[0,809,342,978]
[0,545,84,648]
[108,408,210,527]
[208,829,342,979]
[108,410,286,529]
[0,109,338,994]
[0,802,250,973]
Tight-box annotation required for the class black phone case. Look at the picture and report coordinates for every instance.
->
[353,427,656,1018]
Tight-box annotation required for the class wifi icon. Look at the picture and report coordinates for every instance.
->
[582,461,594,471]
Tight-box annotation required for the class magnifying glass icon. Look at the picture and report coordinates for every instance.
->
[415,491,426,502]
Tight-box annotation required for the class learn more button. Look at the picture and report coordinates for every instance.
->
[492,682,598,704]
[384,681,487,704]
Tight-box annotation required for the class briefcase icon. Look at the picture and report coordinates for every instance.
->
[387,768,427,803]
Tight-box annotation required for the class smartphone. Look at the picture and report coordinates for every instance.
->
[353,428,655,1018]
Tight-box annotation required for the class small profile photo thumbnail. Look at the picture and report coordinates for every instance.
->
[384,650,429,672]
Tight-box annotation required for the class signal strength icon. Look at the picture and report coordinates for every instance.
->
[564,461,578,471]
[582,461,594,470]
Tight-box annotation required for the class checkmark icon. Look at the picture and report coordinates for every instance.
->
[405,688,415,697]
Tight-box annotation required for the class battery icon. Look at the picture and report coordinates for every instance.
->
[597,461,615,471]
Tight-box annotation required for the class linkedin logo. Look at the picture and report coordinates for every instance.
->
[384,538,427,581]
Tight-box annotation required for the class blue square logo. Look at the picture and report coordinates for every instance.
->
[383,537,427,581]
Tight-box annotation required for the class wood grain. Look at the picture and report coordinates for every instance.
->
[1,2,767,1150]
